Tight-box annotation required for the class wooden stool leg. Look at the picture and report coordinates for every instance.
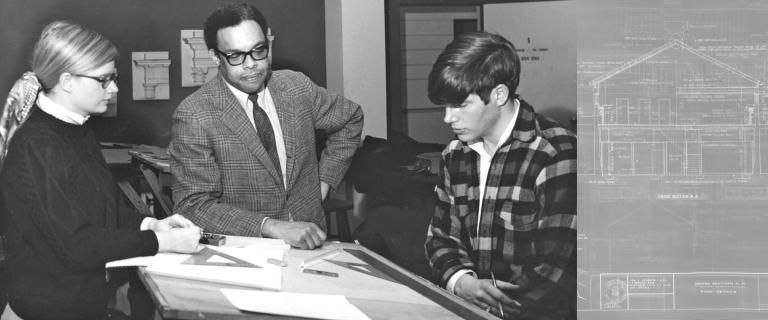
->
[138,163,172,218]
[116,180,152,217]
[325,212,333,235]
[336,209,352,242]
[323,198,354,242]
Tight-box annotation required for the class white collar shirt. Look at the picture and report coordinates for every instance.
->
[224,82,287,187]
[37,92,90,125]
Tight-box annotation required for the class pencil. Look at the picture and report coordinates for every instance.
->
[490,271,504,318]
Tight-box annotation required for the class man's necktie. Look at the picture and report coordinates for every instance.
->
[248,94,282,178]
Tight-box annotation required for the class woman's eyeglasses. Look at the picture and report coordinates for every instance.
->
[72,72,118,89]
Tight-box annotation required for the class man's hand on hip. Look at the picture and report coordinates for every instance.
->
[262,219,327,250]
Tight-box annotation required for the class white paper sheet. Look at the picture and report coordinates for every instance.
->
[106,236,289,268]
[221,289,370,320]
[226,236,291,250]
[243,240,291,250]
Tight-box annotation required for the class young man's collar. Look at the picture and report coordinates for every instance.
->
[468,98,520,154]
[508,98,539,143]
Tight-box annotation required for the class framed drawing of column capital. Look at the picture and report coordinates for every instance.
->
[181,29,218,87]
[132,51,171,100]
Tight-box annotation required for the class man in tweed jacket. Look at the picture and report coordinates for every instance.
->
[424,32,576,319]
[170,4,363,249]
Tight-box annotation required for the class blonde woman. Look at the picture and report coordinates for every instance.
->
[0,21,202,319]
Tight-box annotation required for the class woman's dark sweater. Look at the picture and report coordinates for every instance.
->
[0,106,158,319]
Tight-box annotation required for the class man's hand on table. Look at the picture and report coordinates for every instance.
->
[262,219,327,250]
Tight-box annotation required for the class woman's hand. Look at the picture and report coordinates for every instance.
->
[149,214,197,232]
[155,226,203,253]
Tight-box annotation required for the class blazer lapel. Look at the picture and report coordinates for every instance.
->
[213,77,283,186]
[269,80,296,189]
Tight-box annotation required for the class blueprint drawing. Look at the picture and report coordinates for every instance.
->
[578,1,768,318]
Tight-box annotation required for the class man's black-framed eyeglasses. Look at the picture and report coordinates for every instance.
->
[214,44,270,66]
[72,72,118,89]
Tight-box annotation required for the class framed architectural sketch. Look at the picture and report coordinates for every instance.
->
[132,51,171,100]
[180,30,218,87]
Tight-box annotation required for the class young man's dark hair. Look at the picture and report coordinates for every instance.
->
[204,3,268,50]
[428,31,521,106]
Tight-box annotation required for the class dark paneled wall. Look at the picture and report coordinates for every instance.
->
[0,0,326,146]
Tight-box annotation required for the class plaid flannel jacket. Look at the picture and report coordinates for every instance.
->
[425,100,576,320]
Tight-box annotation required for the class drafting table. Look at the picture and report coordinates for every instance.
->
[137,236,496,320]
[102,144,172,218]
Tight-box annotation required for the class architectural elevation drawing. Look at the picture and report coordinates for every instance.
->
[591,38,760,177]
[132,52,171,100]
[578,1,768,318]
[180,30,217,87]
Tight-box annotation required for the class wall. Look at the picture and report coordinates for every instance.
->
[388,0,576,145]
[0,0,326,146]
[325,0,388,140]
[401,6,481,144]
[484,1,577,128]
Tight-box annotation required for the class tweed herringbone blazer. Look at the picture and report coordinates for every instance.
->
[169,70,363,236]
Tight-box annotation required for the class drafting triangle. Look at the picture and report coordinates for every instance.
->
[349,264,369,273]
[326,259,396,284]
[181,247,261,268]
[207,255,234,264]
